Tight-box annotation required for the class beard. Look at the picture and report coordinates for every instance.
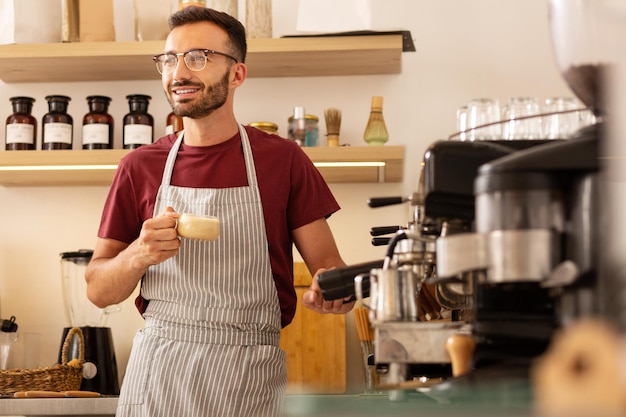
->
[167,69,230,118]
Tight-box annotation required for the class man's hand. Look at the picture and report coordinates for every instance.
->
[302,268,355,314]
[133,206,181,269]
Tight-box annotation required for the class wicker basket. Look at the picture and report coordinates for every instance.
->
[0,327,84,395]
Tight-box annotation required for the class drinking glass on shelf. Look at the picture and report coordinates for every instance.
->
[467,98,501,140]
[454,106,468,141]
[542,97,579,139]
[578,108,597,129]
[502,97,541,140]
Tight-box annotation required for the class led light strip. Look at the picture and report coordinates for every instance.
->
[313,161,386,168]
[0,162,386,171]
[0,165,119,171]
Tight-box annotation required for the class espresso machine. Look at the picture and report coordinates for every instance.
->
[319,0,618,403]
[319,189,474,401]
[59,250,120,395]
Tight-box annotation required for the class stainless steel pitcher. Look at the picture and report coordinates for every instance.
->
[355,267,419,323]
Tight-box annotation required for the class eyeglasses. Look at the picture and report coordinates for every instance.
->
[153,49,239,75]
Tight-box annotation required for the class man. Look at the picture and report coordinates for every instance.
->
[85,6,353,417]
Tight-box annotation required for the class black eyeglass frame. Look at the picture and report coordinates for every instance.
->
[153,48,239,74]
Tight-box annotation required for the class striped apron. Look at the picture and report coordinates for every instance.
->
[116,125,286,417]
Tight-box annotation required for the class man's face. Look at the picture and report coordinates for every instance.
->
[162,22,235,118]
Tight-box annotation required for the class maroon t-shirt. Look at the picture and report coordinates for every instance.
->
[97,125,340,327]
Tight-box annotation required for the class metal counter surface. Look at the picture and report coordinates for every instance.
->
[0,391,533,417]
[0,397,117,417]
[283,392,532,417]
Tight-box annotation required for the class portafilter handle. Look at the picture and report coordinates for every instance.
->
[370,226,402,236]
[317,259,383,300]
[368,196,406,208]
[368,193,422,208]
[372,237,391,247]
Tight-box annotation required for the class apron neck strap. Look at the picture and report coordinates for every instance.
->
[160,124,256,187]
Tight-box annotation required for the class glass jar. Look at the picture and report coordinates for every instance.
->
[82,96,113,150]
[42,95,73,150]
[123,95,154,149]
[288,113,319,147]
[246,0,272,38]
[249,121,278,135]
[178,0,206,10]
[5,96,37,151]
[165,111,184,135]
[212,0,238,17]
[133,0,171,41]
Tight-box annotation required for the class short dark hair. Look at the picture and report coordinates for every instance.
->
[169,6,247,64]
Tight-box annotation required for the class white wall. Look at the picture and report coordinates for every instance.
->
[0,0,572,393]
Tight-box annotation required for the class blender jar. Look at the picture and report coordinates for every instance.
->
[60,250,119,327]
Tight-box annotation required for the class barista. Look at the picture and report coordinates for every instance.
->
[85,6,353,417]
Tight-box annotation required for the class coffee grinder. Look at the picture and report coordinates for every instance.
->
[59,250,120,395]
[422,0,607,397]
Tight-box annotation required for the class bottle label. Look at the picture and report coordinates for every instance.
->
[6,124,35,144]
[82,124,110,145]
[305,122,319,147]
[124,124,153,145]
[43,123,72,144]
[290,118,306,146]
[165,124,174,135]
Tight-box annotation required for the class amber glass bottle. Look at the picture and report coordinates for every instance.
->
[165,111,184,135]
[42,95,73,150]
[123,95,154,149]
[5,96,37,150]
[82,96,114,150]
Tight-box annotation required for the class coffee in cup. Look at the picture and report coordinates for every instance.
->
[177,213,220,241]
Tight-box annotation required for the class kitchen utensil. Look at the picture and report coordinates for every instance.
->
[363,96,389,146]
[58,326,118,395]
[61,250,119,327]
[354,306,376,393]
[59,250,120,395]
[355,267,418,323]
[324,108,342,147]
[13,390,100,398]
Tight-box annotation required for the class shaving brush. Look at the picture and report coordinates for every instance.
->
[324,108,342,147]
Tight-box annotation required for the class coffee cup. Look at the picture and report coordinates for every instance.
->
[176,213,220,241]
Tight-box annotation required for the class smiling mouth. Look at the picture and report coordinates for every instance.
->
[173,87,201,96]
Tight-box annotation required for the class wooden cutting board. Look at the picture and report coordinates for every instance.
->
[279,263,346,394]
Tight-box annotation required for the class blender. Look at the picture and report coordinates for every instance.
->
[59,250,120,395]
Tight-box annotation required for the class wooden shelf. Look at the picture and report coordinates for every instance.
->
[0,35,403,83]
[0,146,404,186]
